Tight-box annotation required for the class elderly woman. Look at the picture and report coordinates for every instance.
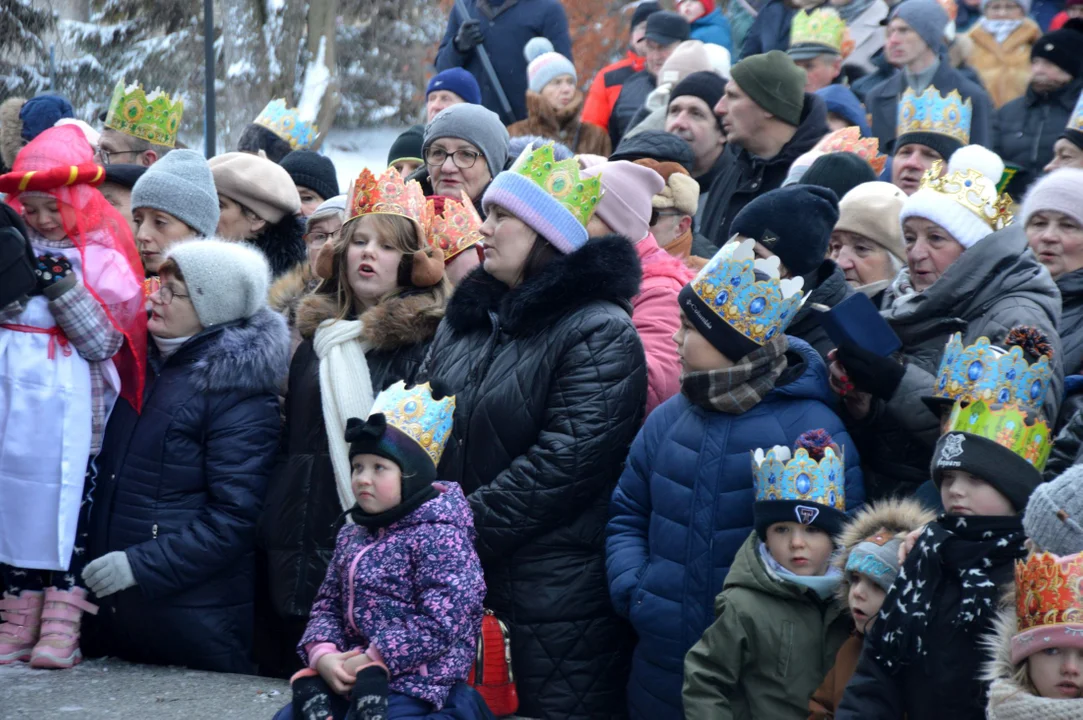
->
[966,0,1041,108]
[414,104,509,216]
[829,181,907,305]
[83,240,289,674]
[829,146,1063,501]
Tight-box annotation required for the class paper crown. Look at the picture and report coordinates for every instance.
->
[1069,89,1083,134]
[896,87,972,146]
[689,237,805,347]
[425,192,482,262]
[945,400,1051,471]
[1012,551,1083,664]
[104,80,184,148]
[814,126,886,175]
[751,435,846,512]
[346,167,427,228]
[254,99,318,151]
[369,381,456,469]
[790,8,851,55]
[510,143,603,227]
[932,333,1053,412]
[918,161,1014,231]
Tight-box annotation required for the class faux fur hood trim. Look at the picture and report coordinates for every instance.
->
[445,234,641,336]
[984,605,1019,685]
[832,498,936,607]
[253,214,307,279]
[268,262,317,324]
[0,97,27,171]
[187,307,290,393]
[295,286,445,349]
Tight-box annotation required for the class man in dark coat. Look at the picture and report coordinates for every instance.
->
[994,22,1083,197]
[435,0,573,123]
[866,0,994,151]
[698,50,829,253]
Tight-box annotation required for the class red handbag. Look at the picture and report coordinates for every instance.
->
[467,609,519,716]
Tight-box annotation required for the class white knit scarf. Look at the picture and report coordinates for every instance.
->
[314,318,375,511]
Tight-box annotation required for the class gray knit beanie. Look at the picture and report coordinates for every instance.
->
[164,239,270,327]
[423,103,510,179]
[1024,465,1083,557]
[131,149,220,238]
[845,537,905,592]
[890,0,949,53]
[1021,168,1083,229]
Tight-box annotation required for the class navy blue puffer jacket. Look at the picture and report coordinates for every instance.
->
[86,308,289,674]
[606,337,865,719]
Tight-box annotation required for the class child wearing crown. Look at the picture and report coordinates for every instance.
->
[835,397,1046,719]
[607,238,864,718]
[683,430,853,719]
[274,382,489,720]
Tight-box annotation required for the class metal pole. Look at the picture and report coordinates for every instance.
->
[49,44,56,91]
[203,0,216,158]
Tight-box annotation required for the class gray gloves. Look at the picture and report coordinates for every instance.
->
[82,551,137,598]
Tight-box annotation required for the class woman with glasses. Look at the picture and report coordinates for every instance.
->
[415,104,510,215]
[83,240,289,674]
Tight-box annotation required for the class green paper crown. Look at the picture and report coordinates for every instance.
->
[790,8,847,53]
[511,143,603,226]
[946,400,1051,471]
[104,80,184,148]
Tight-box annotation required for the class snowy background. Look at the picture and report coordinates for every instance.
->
[323,126,407,188]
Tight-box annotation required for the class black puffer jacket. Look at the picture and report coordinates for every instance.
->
[1057,268,1083,378]
[87,309,289,674]
[787,260,853,361]
[994,77,1083,198]
[423,235,648,719]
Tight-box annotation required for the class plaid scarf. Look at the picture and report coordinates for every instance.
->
[680,335,788,414]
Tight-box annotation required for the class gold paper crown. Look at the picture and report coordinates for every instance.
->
[369,381,456,468]
[918,162,1014,231]
[510,143,604,227]
[425,192,482,262]
[253,99,319,150]
[790,8,851,55]
[896,88,972,146]
[104,80,184,147]
[346,167,427,229]
[1012,551,1083,662]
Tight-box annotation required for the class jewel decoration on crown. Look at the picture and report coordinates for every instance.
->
[1015,551,1083,635]
[751,442,845,511]
[1069,89,1083,133]
[790,8,850,54]
[254,99,318,151]
[919,161,1014,231]
[814,127,885,175]
[370,381,456,468]
[347,167,427,227]
[104,80,184,148]
[510,143,604,227]
[425,191,482,262]
[933,333,1053,412]
[896,87,972,146]
[945,400,1051,470]
[691,237,806,346]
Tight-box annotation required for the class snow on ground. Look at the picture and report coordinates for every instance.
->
[322,126,410,191]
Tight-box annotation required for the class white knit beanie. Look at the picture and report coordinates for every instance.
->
[525,38,577,94]
[1021,168,1083,229]
[165,239,270,326]
[899,145,1004,250]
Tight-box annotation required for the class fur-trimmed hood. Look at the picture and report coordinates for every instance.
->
[444,234,641,336]
[268,262,317,326]
[832,498,935,606]
[0,97,26,171]
[253,214,307,279]
[295,286,446,350]
[178,307,291,393]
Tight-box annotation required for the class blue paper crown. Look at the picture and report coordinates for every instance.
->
[932,333,1052,412]
[751,444,846,511]
[896,87,972,146]
[1070,89,1083,134]
[369,381,456,468]
[690,238,806,347]
[254,99,318,150]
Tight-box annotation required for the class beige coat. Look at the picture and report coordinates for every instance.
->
[967,19,1042,108]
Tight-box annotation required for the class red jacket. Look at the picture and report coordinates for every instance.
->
[581,51,647,132]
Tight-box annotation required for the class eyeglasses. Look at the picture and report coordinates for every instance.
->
[425,147,483,169]
[96,146,141,166]
[153,285,191,305]
[303,229,341,245]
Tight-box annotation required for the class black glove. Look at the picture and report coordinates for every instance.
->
[454,19,484,53]
[35,252,74,291]
[836,343,906,401]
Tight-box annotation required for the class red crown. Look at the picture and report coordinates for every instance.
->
[1011,551,1083,663]
[346,167,426,227]
[0,163,105,194]
[425,192,482,262]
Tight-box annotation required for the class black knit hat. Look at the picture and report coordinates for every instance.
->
[631,1,662,30]
[644,11,690,45]
[669,71,728,116]
[611,130,695,172]
[731,185,840,277]
[931,430,1042,512]
[103,163,148,190]
[1065,128,1083,152]
[279,150,339,203]
[1031,20,1083,78]
[387,125,425,167]
[800,152,877,202]
[893,131,962,163]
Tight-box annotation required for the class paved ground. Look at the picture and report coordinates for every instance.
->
[0,657,290,719]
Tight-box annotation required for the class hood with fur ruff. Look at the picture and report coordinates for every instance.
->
[184,307,291,394]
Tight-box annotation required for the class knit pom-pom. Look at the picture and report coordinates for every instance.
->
[524,37,555,63]
[947,145,1004,186]
[795,429,838,461]
[1004,326,1054,360]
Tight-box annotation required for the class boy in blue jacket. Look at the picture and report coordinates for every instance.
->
[606,236,864,719]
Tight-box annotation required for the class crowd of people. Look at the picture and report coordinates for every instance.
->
[2,0,1083,718]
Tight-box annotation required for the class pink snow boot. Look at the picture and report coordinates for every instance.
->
[28,586,98,669]
[0,590,44,664]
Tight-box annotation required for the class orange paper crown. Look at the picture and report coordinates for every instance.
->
[1011,551,1083,663]
[813,127,886,175]
[346,167,427,228]
[425,192,483,262]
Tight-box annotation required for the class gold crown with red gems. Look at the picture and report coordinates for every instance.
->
[425,191,482,262]
[346,167,427,228]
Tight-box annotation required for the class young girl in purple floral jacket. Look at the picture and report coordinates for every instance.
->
[275,381,490,720]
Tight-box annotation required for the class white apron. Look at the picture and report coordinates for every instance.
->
[0,244,94,571]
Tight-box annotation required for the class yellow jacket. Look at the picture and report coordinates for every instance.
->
[967,19,1042,108]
